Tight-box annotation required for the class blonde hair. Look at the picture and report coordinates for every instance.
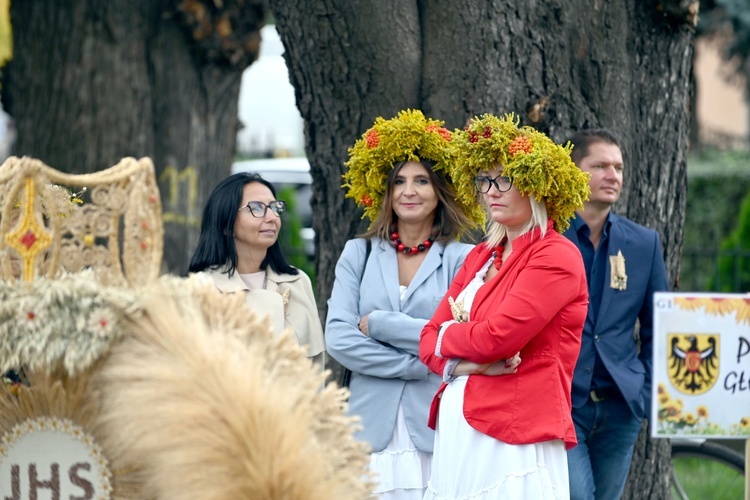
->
[484,194,548,248]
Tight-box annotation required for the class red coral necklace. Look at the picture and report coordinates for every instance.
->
[390,225,435,255]
[492,238,507,270]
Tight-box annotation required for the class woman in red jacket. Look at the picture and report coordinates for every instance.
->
[419,114,591,500]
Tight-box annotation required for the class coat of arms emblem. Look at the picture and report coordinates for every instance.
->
[667,333,720,395]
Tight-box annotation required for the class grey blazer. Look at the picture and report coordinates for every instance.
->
[326,237,473,452]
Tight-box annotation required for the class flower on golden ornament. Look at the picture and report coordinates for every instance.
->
[508,135,533,155]
[365,130,380,149]
[84,308,117,338]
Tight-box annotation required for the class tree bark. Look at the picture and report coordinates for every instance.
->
[270,0,694,496]
[269,0,424,360]
[1,0,265,274]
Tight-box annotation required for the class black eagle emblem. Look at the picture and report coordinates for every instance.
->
[668,335,719,394]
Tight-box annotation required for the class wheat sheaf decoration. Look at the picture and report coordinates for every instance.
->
[0,270,140,377]
[92,277,374,500]
[0,272,143,498]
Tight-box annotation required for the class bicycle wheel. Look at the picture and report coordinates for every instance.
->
[670,440,745,500]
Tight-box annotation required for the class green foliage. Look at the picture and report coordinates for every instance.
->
[681,149,750,292]
[671,455,745,499]
[687,148,750,177]
[683,151,750,249]
[712,190,750,292]
[276,186,314,281]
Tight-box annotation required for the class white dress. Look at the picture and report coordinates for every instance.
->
[369,286,432,500]
[423,257,569,500]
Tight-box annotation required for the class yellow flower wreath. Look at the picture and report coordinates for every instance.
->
[449,113,590,233]
[343,109,485,229]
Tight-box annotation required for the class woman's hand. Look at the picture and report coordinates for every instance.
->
[358,314,369,336]
[483,352,522,375]
[453,352,521,376]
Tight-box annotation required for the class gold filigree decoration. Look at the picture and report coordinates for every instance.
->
[4,178,53,282]
[0,156,163,286]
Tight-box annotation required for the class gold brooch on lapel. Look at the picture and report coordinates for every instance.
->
[279,288,291,313]
[449,296,469,323]
[610,250,627,291]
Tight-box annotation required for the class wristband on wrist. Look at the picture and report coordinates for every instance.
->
[435,320,456,358]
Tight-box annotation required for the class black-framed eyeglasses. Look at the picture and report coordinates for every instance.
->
[474,174,513,193]
[238,200,287,218]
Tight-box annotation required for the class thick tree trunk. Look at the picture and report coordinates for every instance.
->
[270,0,694,496]
[269,0,424,369]
[2,0,265,274]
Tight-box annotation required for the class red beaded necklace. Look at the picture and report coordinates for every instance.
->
[390,225,436,255]
[492,238,507,270]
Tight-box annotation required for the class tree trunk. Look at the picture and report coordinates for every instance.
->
[270,0,694,496]
[1,0,265,274]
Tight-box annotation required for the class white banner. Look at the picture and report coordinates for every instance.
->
[652,292,750,439]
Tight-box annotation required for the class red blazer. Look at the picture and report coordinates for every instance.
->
[419,221,588,450]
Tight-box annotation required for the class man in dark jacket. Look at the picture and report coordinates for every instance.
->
[563,129,670,500]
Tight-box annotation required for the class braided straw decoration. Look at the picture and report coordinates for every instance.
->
[0,156,163,286]
[0,274,374,498]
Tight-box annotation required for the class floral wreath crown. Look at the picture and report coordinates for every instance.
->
[449,113,590,233]
[343,109,485,229]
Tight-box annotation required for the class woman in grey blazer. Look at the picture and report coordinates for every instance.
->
[326,110,482,499]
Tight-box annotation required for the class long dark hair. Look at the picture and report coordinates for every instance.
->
[187,172,298,277]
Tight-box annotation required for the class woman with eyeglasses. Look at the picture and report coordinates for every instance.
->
[419,114,591,499]
[188,172,325,367]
